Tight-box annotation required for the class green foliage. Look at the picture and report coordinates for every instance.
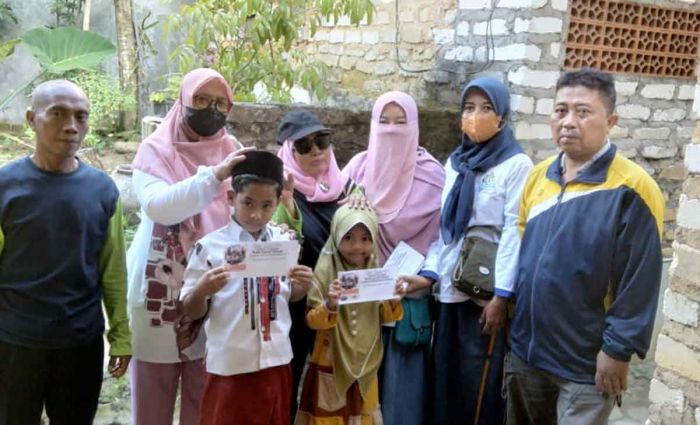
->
[149,73,182,104]
[49,0,84,26]
[21,124,34,142]
[123,212,138,248]
[72,71,136,138]
[1,68,133,150]
[8,69,135,149]
[163,0,373,103]
[0,38,19,63]
[137,11,160,59]
[1,27,117,111]
[0,0,17,31]
[0,131,32,166]
[21,27,116,74]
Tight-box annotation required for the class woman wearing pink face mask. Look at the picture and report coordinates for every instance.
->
[343,91,445,425]
[424,77,533,425]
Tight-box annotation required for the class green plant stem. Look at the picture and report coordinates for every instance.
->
[0,70,47,111]
[0,131,34,150]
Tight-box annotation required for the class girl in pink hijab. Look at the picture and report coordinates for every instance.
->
[127,68,248,425]
[343,91,445,425]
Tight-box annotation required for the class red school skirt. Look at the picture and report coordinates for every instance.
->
[198,364,292,425]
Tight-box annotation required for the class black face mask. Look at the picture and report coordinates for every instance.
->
[184,106,227,137]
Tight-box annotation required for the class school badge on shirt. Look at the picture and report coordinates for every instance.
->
[478,172,496,194]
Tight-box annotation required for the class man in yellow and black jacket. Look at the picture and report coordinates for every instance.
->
[506,69,665,425]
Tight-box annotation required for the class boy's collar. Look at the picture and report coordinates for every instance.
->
[229,217,271,242]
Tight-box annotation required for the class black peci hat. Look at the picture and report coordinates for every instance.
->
[230,150,284,187]
[277,109,331,145]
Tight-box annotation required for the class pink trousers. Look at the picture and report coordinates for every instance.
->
[130,359,205,425]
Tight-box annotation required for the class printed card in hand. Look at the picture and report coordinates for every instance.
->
[337,268,397,305]
[222,240,300,278]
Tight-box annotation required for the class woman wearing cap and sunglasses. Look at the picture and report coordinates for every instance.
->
[128,68,249,425]
[273,109,363,421]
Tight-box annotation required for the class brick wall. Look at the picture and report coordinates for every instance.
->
[646,70,700,425]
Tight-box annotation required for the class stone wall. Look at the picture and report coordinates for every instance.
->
[608,78,696,257]
[303,0,456,109]
[226,102,462,168]
[228,86,693,253]
[304,0,699,256]
[646,76,700,424]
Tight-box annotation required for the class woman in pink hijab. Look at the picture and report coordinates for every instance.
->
[127,68,248,425]
[343,91,445,425]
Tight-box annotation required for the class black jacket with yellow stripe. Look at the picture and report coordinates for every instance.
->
[511,144,665,384]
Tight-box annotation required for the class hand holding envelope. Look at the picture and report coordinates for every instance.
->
[336,241,424,305]
[222,240,300,278]
[326,280,343,311]
[337,268,410,305]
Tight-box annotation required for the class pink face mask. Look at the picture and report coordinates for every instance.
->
[375,123,412,141]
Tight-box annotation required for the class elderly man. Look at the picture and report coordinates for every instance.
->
[506,68,665,425]
[0,80,131,424]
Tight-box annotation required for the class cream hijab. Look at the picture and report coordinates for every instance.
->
[308,205,384,398]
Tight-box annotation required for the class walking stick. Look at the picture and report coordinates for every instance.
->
[474,332,497,425]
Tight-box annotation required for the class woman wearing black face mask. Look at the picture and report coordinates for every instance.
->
[184,91,230,137]
[128,68,249,425]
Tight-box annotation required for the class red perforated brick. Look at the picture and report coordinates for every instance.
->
[565,0,700,79]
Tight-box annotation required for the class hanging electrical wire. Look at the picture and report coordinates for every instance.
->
[392,0,497,77]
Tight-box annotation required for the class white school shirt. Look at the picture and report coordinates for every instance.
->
[423,153,533,304]
[180,221,295,376]
[126,166,221,363]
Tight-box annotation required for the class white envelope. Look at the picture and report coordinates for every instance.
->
[223,240,300,278]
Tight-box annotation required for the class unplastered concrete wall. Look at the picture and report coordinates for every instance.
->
[304,0,699,256]
[647,70,700,425]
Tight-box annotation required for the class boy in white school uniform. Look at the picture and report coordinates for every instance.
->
[181,150,313,425]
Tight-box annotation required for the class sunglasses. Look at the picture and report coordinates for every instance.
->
[293,133,332,155]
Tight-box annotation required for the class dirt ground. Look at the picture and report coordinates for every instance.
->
[79,363,655,425]
[93,375,133,425]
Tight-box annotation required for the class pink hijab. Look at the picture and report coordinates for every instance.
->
[132,68,237,253]
[277,140,347,203]
[343,91,445,262]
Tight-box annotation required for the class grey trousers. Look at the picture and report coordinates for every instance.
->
[505,353,615,425]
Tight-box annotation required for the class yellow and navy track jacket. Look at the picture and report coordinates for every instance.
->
[510,145,665,385]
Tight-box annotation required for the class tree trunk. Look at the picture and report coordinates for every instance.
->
[82,0,92,30]
[114,0,139,131]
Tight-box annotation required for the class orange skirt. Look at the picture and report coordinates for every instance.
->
[295,363,382,425]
